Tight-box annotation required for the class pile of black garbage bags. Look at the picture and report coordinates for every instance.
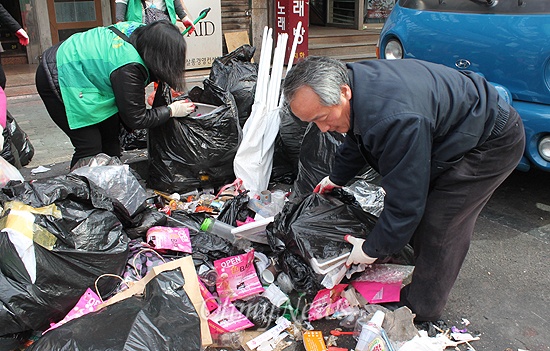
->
[0,45,404,351]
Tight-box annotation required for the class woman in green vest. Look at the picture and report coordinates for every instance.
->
[35,20,195,168]
[115,0,195,34]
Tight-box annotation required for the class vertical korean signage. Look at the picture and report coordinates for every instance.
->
[274,0,308,63]
[181,0,223,69]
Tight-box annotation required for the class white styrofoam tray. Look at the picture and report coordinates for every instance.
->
[309,252,350,275]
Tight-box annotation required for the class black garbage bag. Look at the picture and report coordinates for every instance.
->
[0,175,129,335]
[234,296,282,329]
[268,190,377,263]
[168,211,206,235]
[271,107,309,184]
[270,137,296,184]
[191,231,242,265]
[124,207,168,240]
[216,191,255,226]
[205,45,258,127]
[293,124,346,198]
[147,80,241,193]
[1,111,34,168]
[120,127,148,151]
[27,268,201,351]
[277,250,321,294]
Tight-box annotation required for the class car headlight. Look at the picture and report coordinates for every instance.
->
[384,39,403,60]
[539,135,550,162]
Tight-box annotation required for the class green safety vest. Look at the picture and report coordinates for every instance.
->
[125,0,177,24]
[57,22,149,130]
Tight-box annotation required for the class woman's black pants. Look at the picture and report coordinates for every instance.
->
[35,64,121,168]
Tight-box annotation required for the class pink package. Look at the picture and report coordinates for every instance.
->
[208,300,254,334]
[198,278,219,312]
[214,250,264,301]
[308,284,350,321]
[146,226,192,253]
[351,281,402,304]
[350,264,413,304]
[43,288,102,334]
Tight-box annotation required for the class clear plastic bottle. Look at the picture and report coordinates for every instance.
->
[354,311,388,351]
[200,217,236,244]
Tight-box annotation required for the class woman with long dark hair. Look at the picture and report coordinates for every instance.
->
[35,20,194,168]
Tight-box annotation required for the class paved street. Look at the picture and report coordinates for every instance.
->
[4,83,550,350]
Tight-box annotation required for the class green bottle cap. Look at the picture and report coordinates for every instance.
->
[200,217,212,232]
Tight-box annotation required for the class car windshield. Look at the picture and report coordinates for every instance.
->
[399,0,550,14]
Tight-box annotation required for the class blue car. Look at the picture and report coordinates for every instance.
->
[377,0,550,172]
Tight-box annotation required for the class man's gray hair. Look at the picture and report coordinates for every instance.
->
[283,56,350,106]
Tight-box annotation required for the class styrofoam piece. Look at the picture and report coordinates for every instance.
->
[231,216,275,244]
[309,252,350,275]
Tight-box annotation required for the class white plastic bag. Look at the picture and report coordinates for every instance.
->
[0,154,24,188]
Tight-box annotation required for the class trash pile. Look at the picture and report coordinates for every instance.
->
[0,26,481,351]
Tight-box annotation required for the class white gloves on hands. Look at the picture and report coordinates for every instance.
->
[169,100,196,117]
[314,176,342,194]
[15,29,29,46]
[345,235,377,267]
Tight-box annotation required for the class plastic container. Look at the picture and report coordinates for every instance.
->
[276,272,294,294]
[271,190,286,209]
[354,311,388,351]
[231,216,274,244]
[309,252,350,275]
[200,217,237,244]
[191,102,217,117]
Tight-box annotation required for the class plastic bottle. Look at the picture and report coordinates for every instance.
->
[354,310,388,351]
[200,217,236,244]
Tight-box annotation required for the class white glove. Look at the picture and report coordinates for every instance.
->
[345,235,377,267]
[168,100,196,117]
[313,176,342,194]
[15,29,29,46]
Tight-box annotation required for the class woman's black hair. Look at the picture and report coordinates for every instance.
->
[130,20,186,91]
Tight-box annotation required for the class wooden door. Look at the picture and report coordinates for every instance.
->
[47,0,103,44]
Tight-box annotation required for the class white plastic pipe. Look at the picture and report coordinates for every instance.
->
[278,21,302,107]
[255,26,269,104]
[270,33,288,110]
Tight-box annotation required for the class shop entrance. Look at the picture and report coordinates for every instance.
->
[47,0,103,44]
[310,0,394,29]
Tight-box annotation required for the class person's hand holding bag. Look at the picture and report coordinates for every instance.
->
[345,235,377,267]
[168,100,196,117]
[314,176,342,194]
[15,29,29,46]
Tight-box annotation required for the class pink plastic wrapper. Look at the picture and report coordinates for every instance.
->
[308,284,350,321]
[214,250,264,301]
[351,264,414,304]
[208,300,254,334]
[145,226,192,253]
[199,278,219,312]
[43,288,102,334]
